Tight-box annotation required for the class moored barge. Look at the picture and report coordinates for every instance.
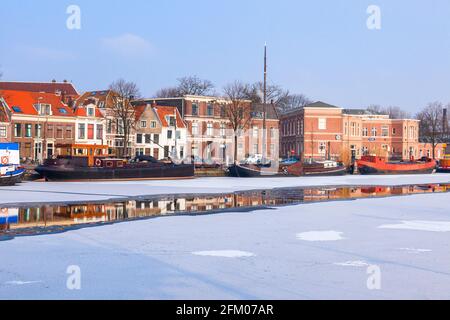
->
[357,155,437,175]
[35,144,194,181]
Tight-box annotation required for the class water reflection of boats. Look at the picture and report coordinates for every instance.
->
[35,144,194,181]
[2,183,450,234]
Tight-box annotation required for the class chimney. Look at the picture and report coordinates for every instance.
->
[63,79,68,83]
[52,79,56,83]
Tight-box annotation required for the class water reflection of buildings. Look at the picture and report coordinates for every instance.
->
[1,184,449,233]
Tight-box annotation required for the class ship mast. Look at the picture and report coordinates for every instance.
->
[262,43,267,162]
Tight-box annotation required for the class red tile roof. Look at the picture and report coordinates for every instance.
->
[0,81,79,96]
[154,106,185,128]
[74,106,104,118]
[0,90,75,117]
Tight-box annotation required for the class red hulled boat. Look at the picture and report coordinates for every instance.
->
[357,155,437,175]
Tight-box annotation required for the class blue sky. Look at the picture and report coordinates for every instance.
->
[1,0,450,113]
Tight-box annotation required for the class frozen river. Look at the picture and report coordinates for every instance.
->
[1,174,450,299]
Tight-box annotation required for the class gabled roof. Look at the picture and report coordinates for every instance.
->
[76,90,112,107]
[73,106,104,118]
[251,103,279,120]
[153,106,186,128]
[304,101,341,109]
[0,90,74,117]
[0,81,79,96]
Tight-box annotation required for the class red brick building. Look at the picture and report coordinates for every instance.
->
[0,90,76,162]
[280,101,426,163]
[150,95,279,164]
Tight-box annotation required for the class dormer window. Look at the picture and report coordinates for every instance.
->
[87,107,95,116]
[35,103,52,116]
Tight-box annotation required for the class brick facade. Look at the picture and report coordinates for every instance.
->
[280,101,427,163]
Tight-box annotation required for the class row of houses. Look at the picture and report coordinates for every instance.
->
[0,81,279,164]
[0,81,443,165]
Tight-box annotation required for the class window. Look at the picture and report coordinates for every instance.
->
[78,124,86,139]
[153,134,160,144]
[392,128,396,135]
[371,127,377,137]
[166,116,176,127]
[0,125,6,138]
[270,127,276,138]
[207,104,214,116]
[117,119,124,135]
[96,124,103,140]
[87,124,94,139]
[47,125,54,138]
[140,120,147,128]
[136,134,143,144]
[145,134,151,144]
[87,108,95,117]
[150,121,157,128]
[99,102,105,109]
[192,123,199,135]
[66,126,73,139]
[38,104,52,116]
[176,130,181,139]
[382,126,389,137]
[35,124,42,138]
[192,103,199,116]
[58,108,68,114]
[253,144,259,155]
[318,118,327,130]
[25,124,32,138]
[207,123,213,136]
[56,127,63,139]
[12,106,22,113]
[362,127,368,137]
[167,130,173,139]
[253,126,259,138]
[220,123,226,136]
[14,124,22,137]
[107,119,113,134]
[220,105,227,117]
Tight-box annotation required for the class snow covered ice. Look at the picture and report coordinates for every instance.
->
[1,175,450,299]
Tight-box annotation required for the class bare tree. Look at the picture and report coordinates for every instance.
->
[109,79,141,157]
[244,82,287,104]
[154,87,179,98]
[366,105,410,119]
[277,93,312,113]
[154,76,215,97]
[416,102,444,159]
[223,81,252,162]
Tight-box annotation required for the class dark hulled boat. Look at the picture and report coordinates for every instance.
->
[35,144,194,181]
[228,160,347,178]
[357,155,437,175]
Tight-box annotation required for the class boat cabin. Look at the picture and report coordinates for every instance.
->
[53,144,109,167]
